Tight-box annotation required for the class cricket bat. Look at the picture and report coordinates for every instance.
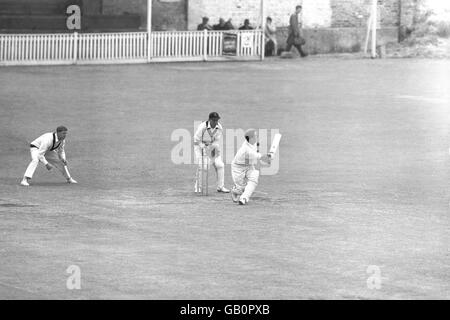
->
[268,133,282,159]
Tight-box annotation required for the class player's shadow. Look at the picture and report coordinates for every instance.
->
[0,203,37,208]
[251,196,272,202]
[31,182,73,187]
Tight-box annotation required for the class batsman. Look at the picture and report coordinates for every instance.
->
[193,112,230,194]
[231,129,274,205]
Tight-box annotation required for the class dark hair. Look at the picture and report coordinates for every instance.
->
[245,136,250,142]
[296,5,302,10]
[208,112,220,120]
[57,126,68,132]
[267,17,272,22]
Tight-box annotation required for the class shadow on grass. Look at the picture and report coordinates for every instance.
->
[30,182,73,187]
[0,203,38,208]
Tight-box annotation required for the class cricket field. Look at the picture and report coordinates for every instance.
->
[0,58,449,299]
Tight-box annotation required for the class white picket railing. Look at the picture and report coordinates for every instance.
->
[0,30,263,66]
[0,33,75,64]
[78,32,147,63]
[151,31,206,60]
[207,31,224,57]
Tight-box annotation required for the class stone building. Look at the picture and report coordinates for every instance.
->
[0,0,428,53]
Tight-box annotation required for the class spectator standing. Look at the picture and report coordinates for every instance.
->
[265,16,277,56]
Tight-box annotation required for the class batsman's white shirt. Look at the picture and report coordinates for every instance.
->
[30,132,66,165]
[232,141,262,166]
[231,141,261,201]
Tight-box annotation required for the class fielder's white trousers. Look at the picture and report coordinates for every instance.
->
[24,148,70,180]
[194,145,225,189]
[231,163,259,202]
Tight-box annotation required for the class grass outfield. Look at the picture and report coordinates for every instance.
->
[0,58,449,299]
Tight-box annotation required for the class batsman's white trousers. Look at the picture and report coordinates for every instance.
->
[231,163,259,202]
[24,148,70,179]
[194,145,225,189]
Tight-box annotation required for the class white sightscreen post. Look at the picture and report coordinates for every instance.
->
[73,32,78,64]
[260,0,265,60]
[203,29,208,61]
[364,14,372,54]
[371,0,377,58]
[147,0,152,62]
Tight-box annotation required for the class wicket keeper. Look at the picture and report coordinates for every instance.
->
[193,112,230,193]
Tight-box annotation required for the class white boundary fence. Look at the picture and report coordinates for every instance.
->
[0,30,263,66]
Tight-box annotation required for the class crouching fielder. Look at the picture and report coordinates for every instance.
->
[194,112,230,193]
[231,129,271,205]
[21,126,77,186]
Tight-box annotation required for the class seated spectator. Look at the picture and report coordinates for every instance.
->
[264,16,277,56]
[239,19,254,30]
[197,17,212,31]
[224,18,235,30]
[213,18,227,30]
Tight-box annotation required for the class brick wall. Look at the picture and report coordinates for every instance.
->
[188,0,301,30]
[400,0,416,28]
[151,0,187,31]
[302,0,332,28]
[102,0,145,15]
[188,0,408,30]
[0,0,107,15]
[102,0,187,31]
[0,0,414,31]
[0,0,422,44]
[101,0,145,29]
[83,0,102,15]
[329,0,401,28]
[0,0,69,15]
[379,0,401,27]
[330,0,368,27]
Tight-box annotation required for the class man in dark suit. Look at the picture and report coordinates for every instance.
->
[285,5,308,57]
[239,19,253,30]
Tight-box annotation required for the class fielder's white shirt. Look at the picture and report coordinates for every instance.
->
[30,132,66,165]
[194,121,223,146]
[232,141,262,166]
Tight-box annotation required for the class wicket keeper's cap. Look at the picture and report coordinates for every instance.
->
[209,112,220,120]
[244,128,257,140]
